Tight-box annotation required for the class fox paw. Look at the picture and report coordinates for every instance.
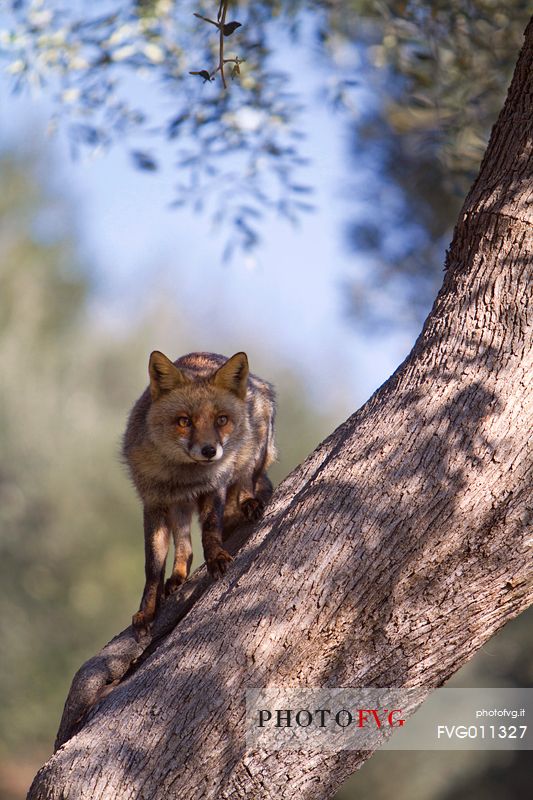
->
[206,548,233,579]
[132,610,154,642]
[241,497,265,522]
[164,574,186,597]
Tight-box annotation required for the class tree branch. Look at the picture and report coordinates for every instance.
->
[192,1,239,88]
[54,523,255,750]
[219,0,227,89]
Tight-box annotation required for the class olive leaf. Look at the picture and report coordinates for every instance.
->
[222,21,241,36]
[188,70,213,83]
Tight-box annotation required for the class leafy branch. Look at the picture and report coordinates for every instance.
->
[191,1,242,88]
[0,0,313,258]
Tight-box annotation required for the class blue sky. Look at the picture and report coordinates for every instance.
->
[0,21,421,416]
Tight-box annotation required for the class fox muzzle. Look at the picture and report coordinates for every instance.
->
[189,442,224,462]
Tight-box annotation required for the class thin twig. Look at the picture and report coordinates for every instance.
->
[192,12,218,27]
[219,0,228,89]
[193,1,237,89]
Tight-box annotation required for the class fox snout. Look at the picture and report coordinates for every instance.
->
[189,441,224,463]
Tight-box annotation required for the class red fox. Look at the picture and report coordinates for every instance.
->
[123,351,276,637]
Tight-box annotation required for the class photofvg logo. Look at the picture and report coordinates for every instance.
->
[246,688,427,752]
[258,707,406,729]
[246,688,533,752]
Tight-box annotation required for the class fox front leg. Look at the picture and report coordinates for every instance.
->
[132,507,170,639]
[198,491,233,579]
[240,471,273,521]
[164,504,194,597]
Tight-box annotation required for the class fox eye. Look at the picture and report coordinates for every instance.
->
[216,414,229,427]
[176,416,192,428]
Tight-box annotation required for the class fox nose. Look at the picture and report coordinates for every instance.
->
[201,445,217,460]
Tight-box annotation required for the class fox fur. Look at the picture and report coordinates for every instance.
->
[122,351,276,637]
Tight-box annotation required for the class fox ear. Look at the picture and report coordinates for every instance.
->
[149,351,188,400]
[212,352,249,400]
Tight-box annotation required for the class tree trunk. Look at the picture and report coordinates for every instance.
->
[28,18,532,800]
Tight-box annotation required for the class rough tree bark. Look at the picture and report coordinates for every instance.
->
[29,17,532,800]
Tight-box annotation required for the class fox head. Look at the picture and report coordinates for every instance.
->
[146,351,249,464]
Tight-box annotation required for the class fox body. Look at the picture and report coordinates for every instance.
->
[123,351,276,637]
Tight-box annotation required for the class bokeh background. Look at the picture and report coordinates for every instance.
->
[0,2,531,797]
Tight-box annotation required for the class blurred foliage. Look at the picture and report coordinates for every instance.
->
[331,0,531,328]
[0,150,143,759]
[0,0,313,259]
[1,2,530,284]
[0,145,337,797]
[1,1,529,318]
